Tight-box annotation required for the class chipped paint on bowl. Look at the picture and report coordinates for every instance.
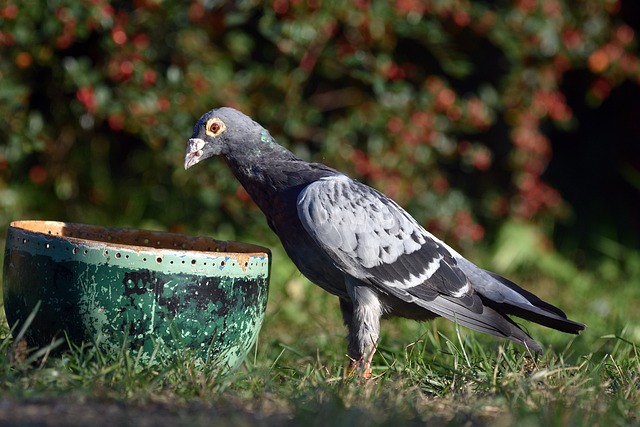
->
[3,220,270,374]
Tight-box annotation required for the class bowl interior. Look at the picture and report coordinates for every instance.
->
[9,220,269,255]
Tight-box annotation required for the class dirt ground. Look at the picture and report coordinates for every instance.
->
[0,397,290,427]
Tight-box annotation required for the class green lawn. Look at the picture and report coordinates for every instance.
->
[1,241,638,426]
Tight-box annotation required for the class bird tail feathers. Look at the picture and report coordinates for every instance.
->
[480,272,586,335]
[417,295,545,353]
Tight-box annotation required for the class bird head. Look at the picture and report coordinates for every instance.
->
[185,107,245,169]
[184,107,292,170]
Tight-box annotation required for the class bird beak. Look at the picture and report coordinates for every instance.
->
[184,138,206,170]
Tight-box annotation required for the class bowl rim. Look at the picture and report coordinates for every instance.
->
[9,220,271,257]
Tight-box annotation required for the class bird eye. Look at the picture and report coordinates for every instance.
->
[205,118,226,137]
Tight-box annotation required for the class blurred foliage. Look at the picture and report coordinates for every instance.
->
[0,0,639,256]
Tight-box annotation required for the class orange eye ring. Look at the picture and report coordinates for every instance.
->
[205,118,226,136]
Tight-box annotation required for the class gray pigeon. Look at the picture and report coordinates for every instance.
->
[184,107,585,378]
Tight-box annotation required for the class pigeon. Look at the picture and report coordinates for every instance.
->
[184,107,585,378]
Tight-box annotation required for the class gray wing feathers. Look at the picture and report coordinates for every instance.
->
[372,276,543,352]
[297,175,475,301]
[298,175,422,269]
[425,296,543,352]
[456,257,537,307]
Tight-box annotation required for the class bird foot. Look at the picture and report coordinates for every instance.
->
[347,346,376,381]
[347,358,372,380]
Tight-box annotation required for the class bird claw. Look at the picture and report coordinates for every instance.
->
[347,358,371,380]
[347,349,375,381]
[363,364,372,380]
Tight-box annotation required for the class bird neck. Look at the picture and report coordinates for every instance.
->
[223,147,335,218]
[222,144,300,212]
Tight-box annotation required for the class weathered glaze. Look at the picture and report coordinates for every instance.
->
[3,220,270,374]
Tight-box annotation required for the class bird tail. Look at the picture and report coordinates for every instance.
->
[424,295,546,353]
[453,258,586,336]
[479,271,586,335]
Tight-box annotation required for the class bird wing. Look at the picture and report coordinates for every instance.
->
[297,175,470,298]
[296,174,543,350]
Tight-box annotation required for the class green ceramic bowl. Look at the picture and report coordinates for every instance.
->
[3,220,270,373]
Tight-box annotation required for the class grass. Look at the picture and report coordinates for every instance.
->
[1,241,639,426]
